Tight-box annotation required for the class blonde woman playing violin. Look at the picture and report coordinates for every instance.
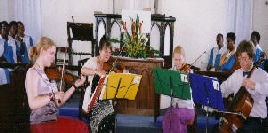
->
[25,37,88,132]
[161,45,195,133]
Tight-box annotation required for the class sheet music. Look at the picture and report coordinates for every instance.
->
[101,73,142,100]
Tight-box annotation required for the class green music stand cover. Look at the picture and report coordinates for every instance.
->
[153,67,191,100]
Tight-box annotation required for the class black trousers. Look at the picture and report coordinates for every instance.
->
[237,117,266,133]
[213,117,267,133]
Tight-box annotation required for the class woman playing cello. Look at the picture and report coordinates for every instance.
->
[220,40,268,132]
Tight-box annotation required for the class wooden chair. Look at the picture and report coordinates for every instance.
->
[64,22,95,65]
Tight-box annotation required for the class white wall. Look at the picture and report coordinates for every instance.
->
[41,0,113,47]
[252,0,268,53]
[159,0,227,70]
[0,0,11,21]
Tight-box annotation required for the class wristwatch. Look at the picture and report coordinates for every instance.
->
[48,93,54,101]
[72,84,78,89]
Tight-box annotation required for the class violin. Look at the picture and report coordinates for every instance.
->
[103,56,126,73]
[180,63,191,73]
[86,56,126,113]
[45,66,78,84]
[180,51,206,73]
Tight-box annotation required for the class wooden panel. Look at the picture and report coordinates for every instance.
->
[0,65,30,132]
[114,57,163,120]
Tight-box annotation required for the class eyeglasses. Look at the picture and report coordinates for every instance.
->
[238,57,251,62]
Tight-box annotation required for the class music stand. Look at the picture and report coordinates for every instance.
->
[153,67,191,100]
[189,73,225,133]
[153,67,191,130]
[99,73,142,132]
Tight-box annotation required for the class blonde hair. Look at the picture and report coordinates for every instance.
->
[173,45,185,57]
[30,37,56,61]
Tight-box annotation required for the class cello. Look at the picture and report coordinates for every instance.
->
[219,58,265,133]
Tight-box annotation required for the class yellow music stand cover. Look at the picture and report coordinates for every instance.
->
[100,73,142,100]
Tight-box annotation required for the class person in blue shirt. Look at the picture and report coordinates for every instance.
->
[207,33,227,71]
[16,21,34,63]
[0,21,12,85]
[216,32,236,71]
[251,31,264,69]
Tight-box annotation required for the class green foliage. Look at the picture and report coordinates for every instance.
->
[110,15,160,58]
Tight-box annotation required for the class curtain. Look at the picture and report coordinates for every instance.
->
[10,0,41,44]
[226,0,253,46]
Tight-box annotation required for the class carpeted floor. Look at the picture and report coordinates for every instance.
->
[116,114,162,133]
[59,93,163,133]
[59,93,219,133]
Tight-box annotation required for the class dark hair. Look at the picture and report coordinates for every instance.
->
[0,21,9,30]
[251,31,260,42]
[235,40,255,59]
[17,21,24,27]
[217,33,223,38]
[227,32,236,41]
[99,35,112,50]
[9,21,18,28]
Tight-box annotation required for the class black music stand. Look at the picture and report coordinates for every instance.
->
[100,73,142,133]
[153,67,191,130]
[189,73,225,133]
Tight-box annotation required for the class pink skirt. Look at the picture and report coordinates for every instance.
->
[30,116,89,133]
[162,108,195,133]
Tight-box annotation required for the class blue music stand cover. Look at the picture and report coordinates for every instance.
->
[189,73,225,111]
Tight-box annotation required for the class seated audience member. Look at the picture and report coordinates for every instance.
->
[0,36,9,85]
[216,32,236,71]
[0,21,12,85]
[16,21,34,63]
[8,21,18,63]
[207,33,227,71]
[25,37,89,133]
[251,31,264,69]
[220,40,268,133]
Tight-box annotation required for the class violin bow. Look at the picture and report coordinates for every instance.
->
[185,51,206,69]
[59,46,68,93]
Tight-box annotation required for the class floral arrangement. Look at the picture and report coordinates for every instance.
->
[110,15,160,58]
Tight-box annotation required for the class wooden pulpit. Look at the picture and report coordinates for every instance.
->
[114,57,164,121]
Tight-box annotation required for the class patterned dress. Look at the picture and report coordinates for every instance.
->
[82,57,115,133]
[26,67,58,124]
